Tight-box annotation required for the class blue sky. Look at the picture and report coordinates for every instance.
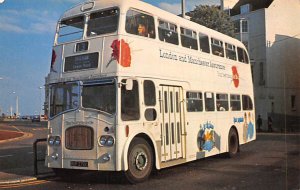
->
[0,0,219,116]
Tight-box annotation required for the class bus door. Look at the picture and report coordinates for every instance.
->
[160,85,184,162]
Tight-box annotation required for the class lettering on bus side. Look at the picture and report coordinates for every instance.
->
[233,117,244,123]
[159,49,225,70]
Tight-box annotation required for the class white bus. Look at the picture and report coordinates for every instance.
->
[46,0,255,183]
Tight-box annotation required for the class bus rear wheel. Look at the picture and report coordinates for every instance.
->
[227,128,239,158]
[125,137,153,184]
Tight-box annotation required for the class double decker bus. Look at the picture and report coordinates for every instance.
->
[45,0,255,183]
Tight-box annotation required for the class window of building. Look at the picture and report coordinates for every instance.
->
[205,92,215,111]
[199,33,210,53]
[240,4,251,14]
[291,95,296,111]
[242,95,253,110]
[259,62,265,85]
[234,20,240,33]
[180,27,198,50]
[125,9,155,38]
[216,93,229,111]
[241,20,248,33]
[211,38,224,57]
[230,94,241,111]
[158,19,179,45]
[121,80,140,121]
[225,43,237,60]
[186,92,203,112]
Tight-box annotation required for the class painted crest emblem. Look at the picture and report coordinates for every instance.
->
[197,122,215,152]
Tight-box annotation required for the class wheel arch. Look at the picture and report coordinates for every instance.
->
[227,125,240,152]
[122,132,159,171]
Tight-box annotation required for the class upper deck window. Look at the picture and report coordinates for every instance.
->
[199,33,210,53]
[211,38,224,57]
[180,28,198,50]
[87,8,119,36]
[237,47,249,63]
[225,43,237,60]
[58,16,84,44]
[158,20,179,45]
[125,9,155,38]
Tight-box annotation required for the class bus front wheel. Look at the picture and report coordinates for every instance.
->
[227,128,239,158]
[125,137,153,184]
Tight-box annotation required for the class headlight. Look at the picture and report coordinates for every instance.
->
[106,136,114,146]
[98,136,114,146]
[99,136,107,146]
[54,136,61,146]
[48,136,55,145]
[48,136,61,146]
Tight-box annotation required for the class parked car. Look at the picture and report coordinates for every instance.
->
[32,115,41,122]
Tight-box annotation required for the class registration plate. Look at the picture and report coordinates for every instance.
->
[70,161,88,167]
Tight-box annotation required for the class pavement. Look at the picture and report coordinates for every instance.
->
[0,130,53,185]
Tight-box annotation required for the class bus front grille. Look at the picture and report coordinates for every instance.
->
[65,126,94,150]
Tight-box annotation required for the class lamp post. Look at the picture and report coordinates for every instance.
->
[0,77,3,115]
[39,86,43,118]
[12,91,19,118]
[181,0,186,18]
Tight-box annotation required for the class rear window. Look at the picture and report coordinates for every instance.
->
[58,16,84,44]
[87,8,119,36]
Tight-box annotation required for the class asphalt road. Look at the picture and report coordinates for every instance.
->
[0,121,299,190]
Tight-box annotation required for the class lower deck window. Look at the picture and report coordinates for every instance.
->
[121,80,140,121]
[205,92,215,111]
[186,92,203,112]
[216,93,229,111]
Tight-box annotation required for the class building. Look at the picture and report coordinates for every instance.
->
[222,0,300,131]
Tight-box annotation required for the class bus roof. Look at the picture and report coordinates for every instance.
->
[60,0,246,50]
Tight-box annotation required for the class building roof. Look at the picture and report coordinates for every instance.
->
[230,0,274,16]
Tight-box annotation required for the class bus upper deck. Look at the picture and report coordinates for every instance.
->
[49,0,250,91]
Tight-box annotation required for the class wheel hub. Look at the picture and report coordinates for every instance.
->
[135,152,148,171]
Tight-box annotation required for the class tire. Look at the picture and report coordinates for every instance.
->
[227,128,239,158]
[125,137,153,184]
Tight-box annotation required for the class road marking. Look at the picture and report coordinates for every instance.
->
[10,125,23,133]
[0,179,49,189]
[27,151,43,155]
[0,155,13,158]
[32,128,47,131]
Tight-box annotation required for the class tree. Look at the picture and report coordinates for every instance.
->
[188,5,235,37]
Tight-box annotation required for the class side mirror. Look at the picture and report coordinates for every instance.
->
[125,79,133,91]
